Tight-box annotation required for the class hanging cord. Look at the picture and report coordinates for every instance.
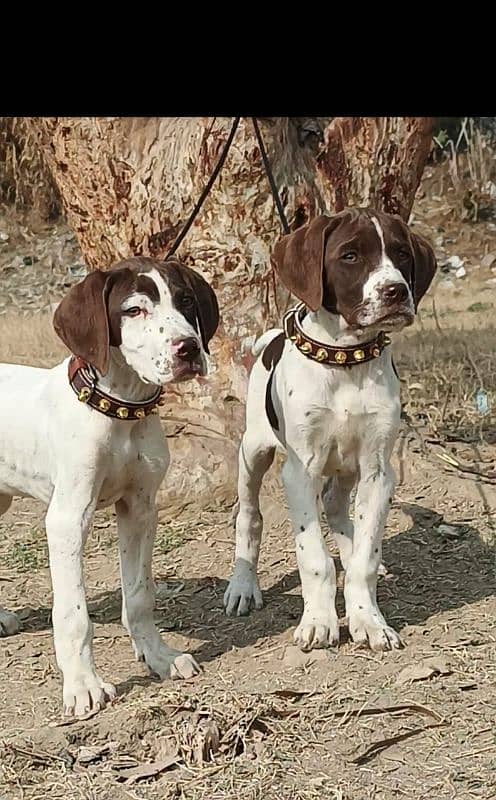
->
[251,117,290,235]
[165,117,241,259]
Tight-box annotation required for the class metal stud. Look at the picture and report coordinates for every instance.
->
[78,387,91,402]
[353,349,365,362]
[315,347,328,362]
[300,341,313,354]
[335,350,347,364]
[98,398,111,412]
[372,346,381,358]
[116,406,129,419]
[135,408,146,419]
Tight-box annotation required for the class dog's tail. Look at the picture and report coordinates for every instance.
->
[252,329,283,358]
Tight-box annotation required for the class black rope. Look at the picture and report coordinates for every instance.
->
[251,117,290,235]
[165,117,241,259]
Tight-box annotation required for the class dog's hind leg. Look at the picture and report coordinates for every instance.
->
[224,433,275,616]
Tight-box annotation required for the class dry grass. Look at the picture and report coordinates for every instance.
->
[396,326,496,444]
[0,312,65,366]
[1,306,495,800]
[434,118,496,222]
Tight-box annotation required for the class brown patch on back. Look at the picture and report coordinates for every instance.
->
[261,333,285,371]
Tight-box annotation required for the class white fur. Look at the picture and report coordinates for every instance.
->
[119,268,207,384]
[357,217,414,328]
[224,277,404,652]
[0,270,203,716]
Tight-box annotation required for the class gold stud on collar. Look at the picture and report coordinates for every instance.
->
[98,398,111,412]
[116,406,129,419]
[315,347,328,362]
[300,341,313,354]
[135,408,146,419]
[353,349,365,362]
[372,346,381,358]
[335,351,347,364]
[383,335,391,346]
[78,387,91,403]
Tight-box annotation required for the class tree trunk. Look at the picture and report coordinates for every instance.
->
[28,116,434,513]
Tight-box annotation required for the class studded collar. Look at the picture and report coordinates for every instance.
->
[283,303,391,367]
[68,357,163,420]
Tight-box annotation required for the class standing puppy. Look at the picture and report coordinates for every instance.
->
[0,257,218,715]
[224,209,436,652]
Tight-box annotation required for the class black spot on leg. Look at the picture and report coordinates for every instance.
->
[374,548,378,553]
[300,525,305,532]
[359,514,363,520]
[359,605,363,609]
[299,543,304,551]
[289,389,293,397]
[314,571,319,576]
[305,411,310,417]
[159,326,164,334]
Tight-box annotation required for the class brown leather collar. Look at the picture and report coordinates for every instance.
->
[283,303,391,366]
[68,357,163,420]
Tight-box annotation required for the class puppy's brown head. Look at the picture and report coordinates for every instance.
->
[53,257,219,382]
[272,208,437,330]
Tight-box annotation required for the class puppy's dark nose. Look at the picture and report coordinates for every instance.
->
[172,337,200,361]
[380,282,409,305]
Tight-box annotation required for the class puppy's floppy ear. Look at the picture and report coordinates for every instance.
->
[410,232,437,309]
[176,263,220,354]
[271,216,337,310]
[53,270,112,374]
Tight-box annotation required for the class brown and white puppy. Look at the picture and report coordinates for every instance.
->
[0,257,218,716]
[224,208,436,653]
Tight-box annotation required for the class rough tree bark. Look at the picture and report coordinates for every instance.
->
[27,116,434,511]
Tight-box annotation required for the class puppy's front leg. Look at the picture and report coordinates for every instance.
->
[345,461,402,651]
[46,489,116,716]
[282,454,339,651]
[116,492,200,680]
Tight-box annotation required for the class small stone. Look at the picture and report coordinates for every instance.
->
[481,253,496,269]
[437,523,462,539]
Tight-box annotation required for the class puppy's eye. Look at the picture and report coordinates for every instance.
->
[123,307,142,317]
[342,251,358,263]
[398,249,411,260]
[180,294,195,310]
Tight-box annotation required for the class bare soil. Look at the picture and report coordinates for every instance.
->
[0,166,495,799]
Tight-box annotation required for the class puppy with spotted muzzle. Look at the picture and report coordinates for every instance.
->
[0,256,218,716]
[224,208,436,653]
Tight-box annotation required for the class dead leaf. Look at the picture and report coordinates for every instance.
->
[77,743,113,764]
[397,657,452,685]
[351,722,445,765]
[270,688,310,700]
[194,718,220,764]
[117,755,180,784]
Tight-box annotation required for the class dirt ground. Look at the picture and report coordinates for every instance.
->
[0,165,495,799]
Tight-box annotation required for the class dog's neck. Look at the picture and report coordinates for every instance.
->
[96,348,160,404]
[301,308,382,347]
